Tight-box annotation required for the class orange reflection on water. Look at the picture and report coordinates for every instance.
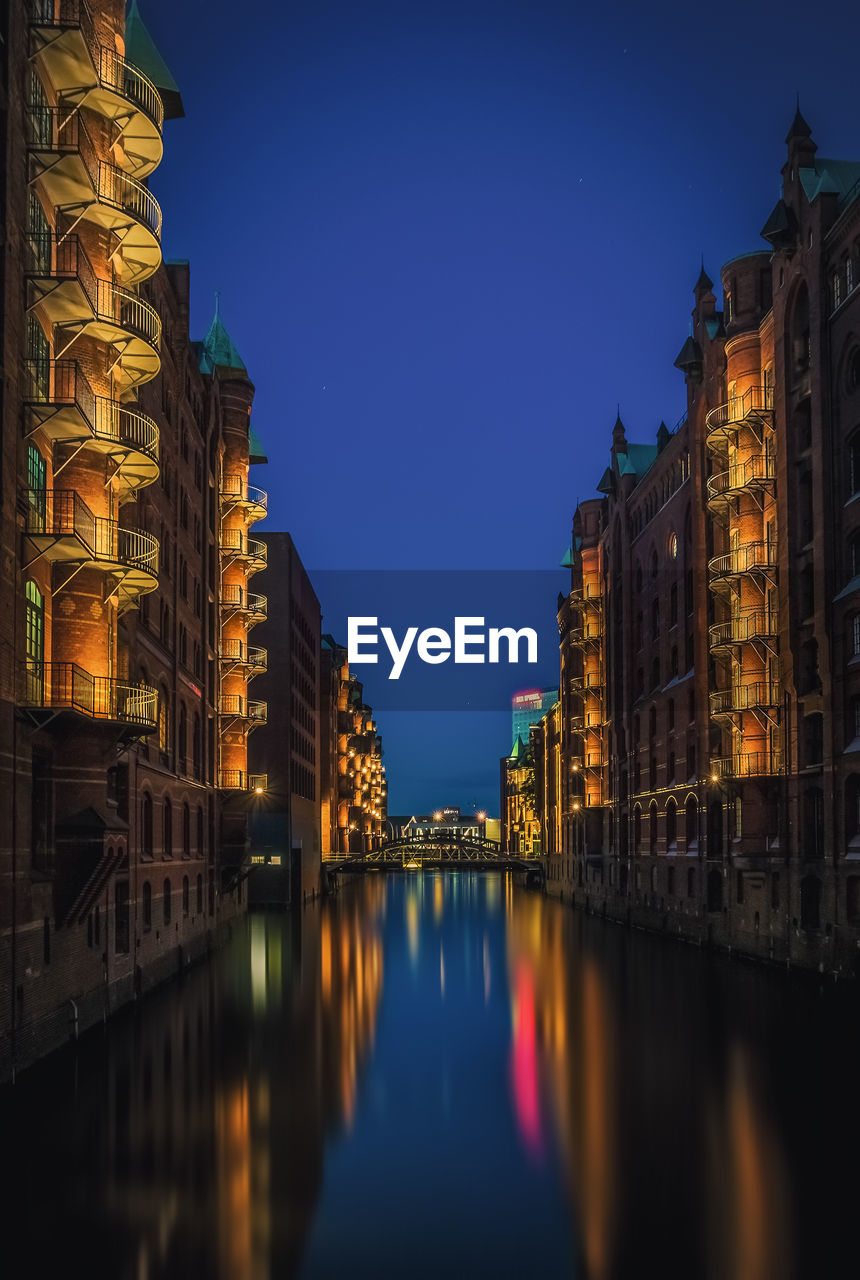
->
[510,959,543,1158]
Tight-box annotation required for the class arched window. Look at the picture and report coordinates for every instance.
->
[196,805,204,856]
[142,881,152,931]
[800,875,821,930]
[633,806,642,856]
[192,713,201,778]
[649,706,657,740]
[182,802,190,858]
[803,786,824,858]
[178,703,187,774]
[668,530,678,560]
[158,686,170,755]
[182,875,190,917]
[790,281,810,376]
[666,798,677,850]
[25,581,45,702]
[685,796,698,850]
[649,801,658,855]
[163,878,172,926]
[848,431,860,499]
[141,792,153,858]
[196,873,203,915]
[162,796,173,859]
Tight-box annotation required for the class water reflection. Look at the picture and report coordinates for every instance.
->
[3,874,859,1279]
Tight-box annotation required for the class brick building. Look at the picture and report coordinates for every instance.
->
[538,111,860,974]
[0,0,267,1078]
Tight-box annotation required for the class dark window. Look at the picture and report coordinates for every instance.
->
[182,875,190,917]
[115,881,130,954]
[163,879,172,926]
[143,881,152,930]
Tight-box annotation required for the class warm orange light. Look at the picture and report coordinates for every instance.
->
[254,785,263,795]
[573,801,581,812]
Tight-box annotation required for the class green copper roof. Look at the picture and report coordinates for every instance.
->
[561,546,574,567]
[125,1,184,119]
[249,425,267,465]
[199,295,248,376]
[799,160,860,207]
[509,734,528,761]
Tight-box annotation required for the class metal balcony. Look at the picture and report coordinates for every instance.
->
[218,695,267,728]
[26,234,161,390]
[218,640,267,674]
[568,586,602,610]
[220,584,267,622]
[709,750,783,779]
[220,476,268,524]
[21,661,156,732]
[219,530,267,572]
[29,0,164,178]
[708,610,778,655]
[22,488,158,608]
[710,681,781,718]
[23,360,159,497]
[705,386,774,450]
[218,770,267,793]
[707,453,775,514]
[26,106,161,284]
[708,541,776,594]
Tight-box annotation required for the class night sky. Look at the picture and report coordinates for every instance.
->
[147,0,860,815]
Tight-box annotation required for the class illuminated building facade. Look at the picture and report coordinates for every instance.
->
[0,0,266,1078]
[511,687,557,753]
[541,111,860,973]
[249,533,322,898]
[333,668,386,855]
[500,734,540,854]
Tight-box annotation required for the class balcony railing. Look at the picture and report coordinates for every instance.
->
[219,530,267,566]
[220,585,268,618]
[705,386,774,443]
[30,0,164,138]
[24,488,158,577]
[218,771,267,792]
[707,453,775,504]
[24,359,158,464]
[220,476,268,516]
[710,751,783,779]
[218,695,267,724]
[26,106,162,244]
[26,234,161,355]
[218,640,267,671]
[22,661,157,728]
[709,610,779,651]
[710,682,781,716]
[708,541,776,582]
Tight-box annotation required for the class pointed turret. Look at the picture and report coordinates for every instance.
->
[199,294,250,379]
[785,99,817,168]
[674,334,703,382]
[125,1,185,119]
[695,264,713,295]
[612,411,628,455]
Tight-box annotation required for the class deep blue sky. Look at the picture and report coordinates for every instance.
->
[146,0,860,814]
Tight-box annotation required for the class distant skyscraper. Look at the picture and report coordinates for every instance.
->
[511,688,558,750]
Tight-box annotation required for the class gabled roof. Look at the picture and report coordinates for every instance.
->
[623,443,659,477]
[799,159,860,207]
[509,734,528,761]
[125,1,184,119]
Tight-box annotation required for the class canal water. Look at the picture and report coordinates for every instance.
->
[3,872,859,1279]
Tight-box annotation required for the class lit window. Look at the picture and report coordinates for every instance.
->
[668,531,678,559]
